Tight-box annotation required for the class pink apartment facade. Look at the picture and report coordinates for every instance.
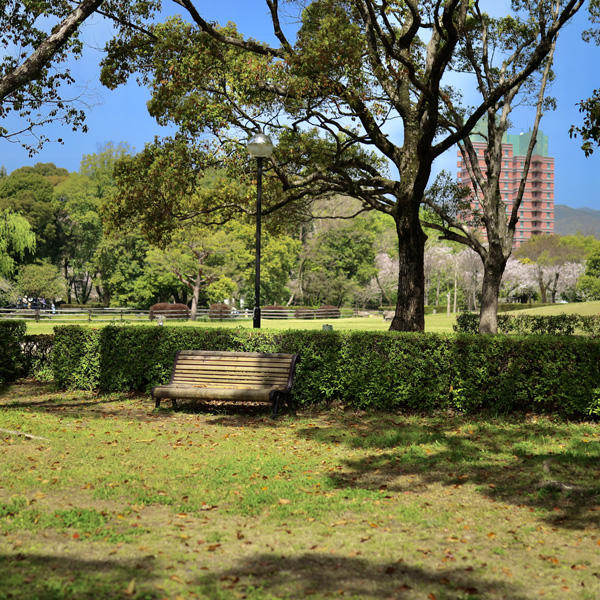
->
[457,129,554,248]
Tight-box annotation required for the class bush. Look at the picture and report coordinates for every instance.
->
[0,320,26,383]
[149,303,190,320]
[455,312,600,336]
[22,334,54,380]
[51,325,600,417]
[208,303,232,320]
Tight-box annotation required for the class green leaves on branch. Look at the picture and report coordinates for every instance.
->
[0,210,36,278]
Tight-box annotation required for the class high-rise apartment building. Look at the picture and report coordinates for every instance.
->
[456,128,554,248]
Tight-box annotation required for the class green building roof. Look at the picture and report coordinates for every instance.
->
[469,119,550,157]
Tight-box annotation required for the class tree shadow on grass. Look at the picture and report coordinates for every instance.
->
[201,551,530,599]
[296,415,600,530]
[0,552,160,600]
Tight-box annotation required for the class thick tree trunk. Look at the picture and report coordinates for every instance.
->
[479,250,508,334]
[390,210,427,332]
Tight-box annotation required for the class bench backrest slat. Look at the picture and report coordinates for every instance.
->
[169,350,297,391]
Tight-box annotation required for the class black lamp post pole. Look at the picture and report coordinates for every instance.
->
[253,156,263,329]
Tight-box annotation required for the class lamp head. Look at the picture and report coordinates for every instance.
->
[247,132,274,158]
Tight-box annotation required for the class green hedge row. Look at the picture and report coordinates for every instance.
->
[51,325,600,417]
[455,313,600,336]
[0,320,26,383]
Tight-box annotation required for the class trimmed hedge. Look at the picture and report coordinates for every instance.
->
[51,325,600,417]
[0,320,26,383]
[455,312,600,336]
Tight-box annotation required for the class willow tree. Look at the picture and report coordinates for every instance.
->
[100,0,581,330]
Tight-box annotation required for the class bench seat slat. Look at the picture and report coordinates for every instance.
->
[152,385,276,401]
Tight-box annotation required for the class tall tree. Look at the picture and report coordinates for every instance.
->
[569,0,600,155]
[99,0,581,331]
[422,2,567,333]
[0,0,107,152]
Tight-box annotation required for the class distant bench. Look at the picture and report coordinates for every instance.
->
[151,350,299,417]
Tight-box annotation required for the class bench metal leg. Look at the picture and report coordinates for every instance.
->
[154,396,160,409]
[270,391,280,418]
[172,398,178,410]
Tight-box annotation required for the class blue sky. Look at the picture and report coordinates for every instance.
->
[1,1,599,210]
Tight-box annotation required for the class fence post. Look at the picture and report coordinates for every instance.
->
[88,310,92,322]
[121,310,123,321]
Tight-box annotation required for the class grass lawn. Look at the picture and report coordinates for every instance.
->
[23,313,458,335]
[0,382,598,599]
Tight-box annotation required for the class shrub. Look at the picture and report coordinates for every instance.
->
[149,303,189,320]
[208,303,232,319]
[51,325,600,417]
[455,312,600,337]
[0,320,26,383]
[22,334,54,380]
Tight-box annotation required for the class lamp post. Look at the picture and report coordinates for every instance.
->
[246,131,274,328]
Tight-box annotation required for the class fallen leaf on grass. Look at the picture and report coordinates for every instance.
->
[123,579,136,597]
[278,498,291,505]
[207,544,221,552]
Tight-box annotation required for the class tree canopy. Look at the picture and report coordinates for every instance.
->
[98,0,583,330]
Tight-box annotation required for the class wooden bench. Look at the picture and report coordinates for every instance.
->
[151,350,299,416]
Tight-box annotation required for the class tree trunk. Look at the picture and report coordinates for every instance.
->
[190,271,202,320]
[537,268,548,303]
[390,210,426,331]
[63,259,72,304]
[551,272,560,303]
[479,250,507,334]
[453,268,458,313]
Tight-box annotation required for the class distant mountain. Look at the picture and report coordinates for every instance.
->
[554,204,600,237]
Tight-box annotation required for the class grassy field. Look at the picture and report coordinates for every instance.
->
[23,313,459,335]
[15,300,600,336]
[0,382,598,599]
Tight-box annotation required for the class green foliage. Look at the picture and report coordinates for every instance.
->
[51,325,600,417]
[455,312,600,337]
[17,261,63,300]
[51,326,100,391]
[0,209,36,277]
[0,2,91,153]
[0,320,26,383]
